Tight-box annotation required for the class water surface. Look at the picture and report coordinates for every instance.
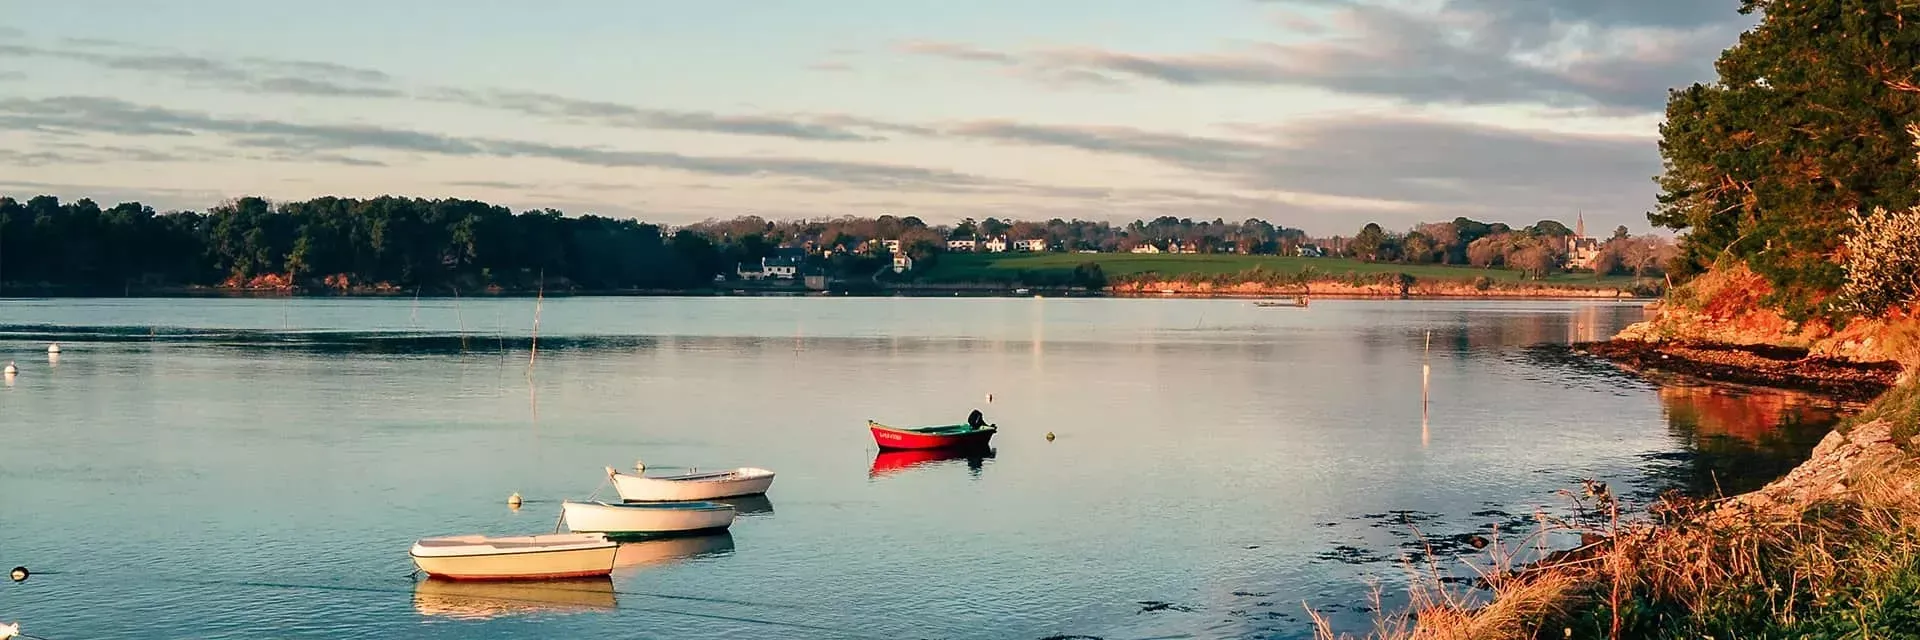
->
[0,297,1845,639]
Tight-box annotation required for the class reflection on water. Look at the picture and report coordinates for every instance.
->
[412,577,616,620]
[1652,383,1845,496]
[869,448,996,479]
[613,532,736,569]
[711,495,775,517]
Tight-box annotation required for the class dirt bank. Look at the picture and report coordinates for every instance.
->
[1109,278,1640,299]
[1577,339,1901,402]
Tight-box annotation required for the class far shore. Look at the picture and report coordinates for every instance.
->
[0,281,1654,301]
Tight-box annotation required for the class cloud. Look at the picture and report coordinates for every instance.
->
[945,115,1659,226]
[894,40,1018,65]
[0,96,1004,191]
[0,71,23,82]
[0,41,398,99]
[427,88,887,142]
[903,0,1748,113]
[446,180,536,190]
[808,61,855,72]
[4,36,922,142]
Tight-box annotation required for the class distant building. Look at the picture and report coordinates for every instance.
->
[984,237,1009,253]
[739,248,805,280]
[1296,244,1326,258]
[947,238,978,252]
[1169,242,1199,254]
[1566,213,1603,270]
[892,252,915,273]
[1130,243,1163,254]
[1016,238,1047,252]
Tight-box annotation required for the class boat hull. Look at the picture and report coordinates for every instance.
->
[608,468,775,502]
[868,422,997,450]
[562,500,736,538]
[410,536,618,581]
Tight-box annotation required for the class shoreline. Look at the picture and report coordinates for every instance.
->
[0,284,1654,301]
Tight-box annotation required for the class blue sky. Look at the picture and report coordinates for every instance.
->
[0,0,1751,235]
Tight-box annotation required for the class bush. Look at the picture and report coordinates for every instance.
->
[1841,205,1920,315]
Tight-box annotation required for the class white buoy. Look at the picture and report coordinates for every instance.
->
[3,362,16,376]
[507,492,522,507]
[985,393,994,403]
[635,459,646,473]
[1045,431,1055,442]
[8,566,25,582]
[47,343,60,354]
[0,621,18,640]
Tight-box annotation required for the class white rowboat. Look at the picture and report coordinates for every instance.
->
[409,533,617,581]
[606,465,775,502]
[562,500,736,538]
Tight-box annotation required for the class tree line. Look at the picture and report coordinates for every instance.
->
[0,192,1660,293]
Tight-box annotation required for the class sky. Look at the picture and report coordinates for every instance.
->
[0,0,1753,236]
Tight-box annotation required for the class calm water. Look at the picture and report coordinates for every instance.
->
[0,297,1846,639]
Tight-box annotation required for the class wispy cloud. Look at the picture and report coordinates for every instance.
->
[0,96,1005,192]
[3,36,928,143]
[446,180,536,190]
[945,115,1659,225]
[426,88,890,142]
[898,0,1748,114]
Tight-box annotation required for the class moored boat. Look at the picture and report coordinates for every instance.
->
[409,533,617,581]
[1254,296,1309,308]
[606,465,775,502]
[868,420,997,450]
[561,500,736,538]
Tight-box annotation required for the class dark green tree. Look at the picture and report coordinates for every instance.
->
[1652,0,1920,318]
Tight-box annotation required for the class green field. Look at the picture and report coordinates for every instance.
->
[921,252,1642,288]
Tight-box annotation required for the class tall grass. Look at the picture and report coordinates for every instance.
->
[1320,427,1920,640]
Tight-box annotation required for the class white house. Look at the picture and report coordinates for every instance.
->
[892,252,915,273]
[882,239,902,254]
[738,254,802,280]
[984,237,1009,253]
[1130,243,1163,254]
[947,238,978,252]
[1016,239,1047,252]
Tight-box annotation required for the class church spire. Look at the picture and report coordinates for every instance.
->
[1576,211,1585,238]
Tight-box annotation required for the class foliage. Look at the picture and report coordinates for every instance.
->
[1841,203,1920,315]
[1651,0,1920,320]
[0,194,711,292]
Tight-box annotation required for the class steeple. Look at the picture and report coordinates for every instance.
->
[1576,211,1585,238]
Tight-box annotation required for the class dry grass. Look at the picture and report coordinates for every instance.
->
[1318,433,1920,640]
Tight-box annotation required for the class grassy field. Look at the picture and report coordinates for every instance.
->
[921,252,1643,287]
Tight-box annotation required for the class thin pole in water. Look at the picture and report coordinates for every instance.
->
[454,286,467,353]
[528,270,544,370]
[410,286,421,330]
[1422,330,1431,446]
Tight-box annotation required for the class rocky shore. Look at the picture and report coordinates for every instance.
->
[1576,339,1902,402]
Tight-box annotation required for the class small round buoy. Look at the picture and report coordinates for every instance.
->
[8,566,26,582]
[985,393,993,403]
[47,343,60,354]
[1045,431,1055,442]
[507,492,522,507]
[635,459,646,472]
[3,362,15,376]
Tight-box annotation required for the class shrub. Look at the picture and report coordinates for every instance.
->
[1841,205,1920,315]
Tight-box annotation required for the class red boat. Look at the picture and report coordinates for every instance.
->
[868,420,996,451]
